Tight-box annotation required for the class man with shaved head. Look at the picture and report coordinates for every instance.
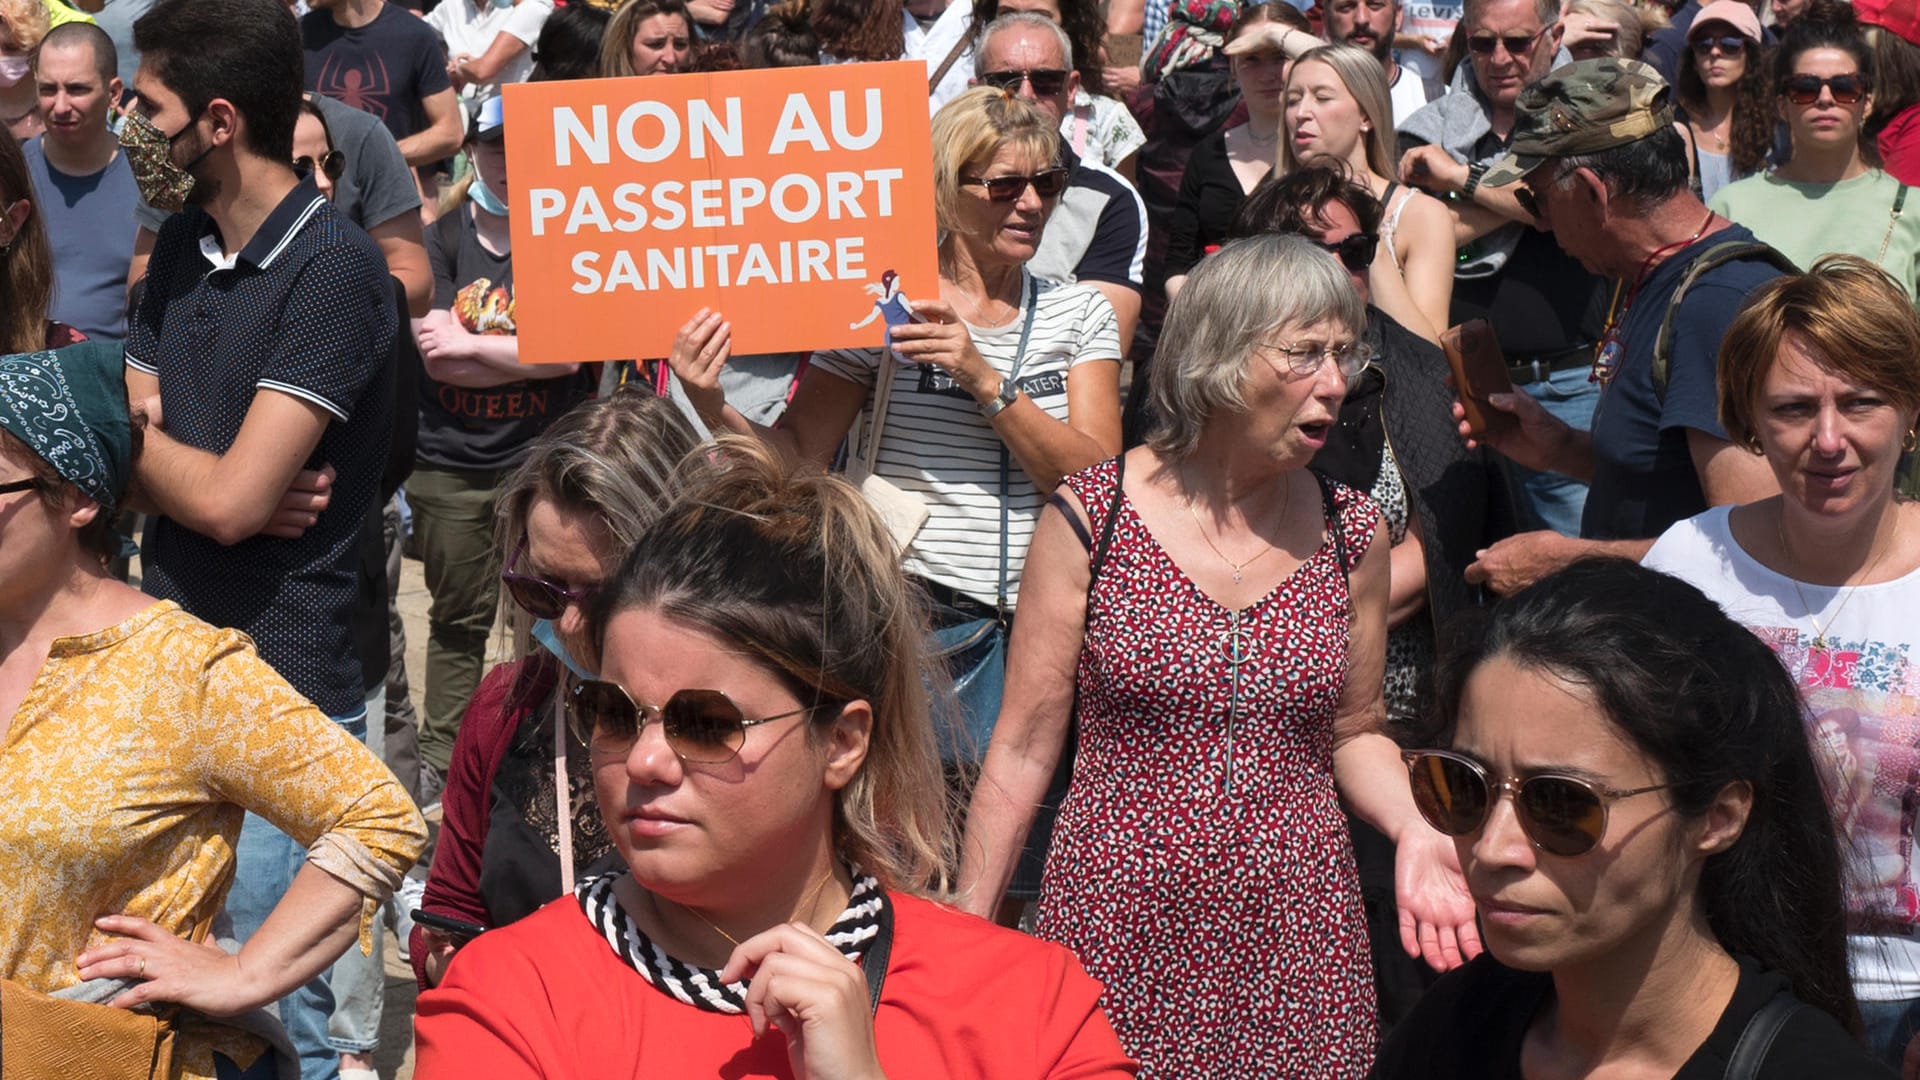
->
[22,22,139,340]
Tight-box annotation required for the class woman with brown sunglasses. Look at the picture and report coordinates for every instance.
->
[407,388,698,989]
[1709,2,1920,300]
[1375,558,1888,1078]
[414,437,1133,1078]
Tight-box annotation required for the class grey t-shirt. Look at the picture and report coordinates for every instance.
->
[23,136,140,340]
[135,93,420,237]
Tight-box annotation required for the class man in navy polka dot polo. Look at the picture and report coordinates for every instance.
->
[119,0,399,1076]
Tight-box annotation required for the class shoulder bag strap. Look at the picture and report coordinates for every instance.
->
[1723,992,1805,1080]
[860,891,894,1014]
[1316,472,1350,577]
[862,359,898,475]
[552,684,575,895]
[995,274,1043,613]
[1878,184,1909,265]
[928,29,972,92]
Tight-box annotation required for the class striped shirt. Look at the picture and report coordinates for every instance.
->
[811,273,1120,608]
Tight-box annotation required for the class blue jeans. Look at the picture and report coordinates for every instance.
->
[326,686,386,1056]
[1507,365,1600,537]
[227,706,368,1080]
[1859,996,1920,1071]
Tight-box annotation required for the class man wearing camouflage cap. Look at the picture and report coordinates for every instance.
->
[1455,57,1785,593]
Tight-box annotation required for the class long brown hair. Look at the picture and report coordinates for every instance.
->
[810,0,902,63]
[589,436,955,895]
[1676,33,1774,176]
[0,134,52,353]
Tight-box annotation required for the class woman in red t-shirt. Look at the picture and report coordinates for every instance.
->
[414,436,1134,1080]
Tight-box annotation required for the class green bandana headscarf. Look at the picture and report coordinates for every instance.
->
[0,341,132,512]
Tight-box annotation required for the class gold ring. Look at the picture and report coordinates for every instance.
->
[136,955,146,977]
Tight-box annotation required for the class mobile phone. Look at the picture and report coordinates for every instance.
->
[413,909,488,943]
[1441,319,1519,442]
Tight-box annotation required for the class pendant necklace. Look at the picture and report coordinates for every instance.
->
[1776,510,1897,650]
[1183,470,1289,585]
[664,864,838,950]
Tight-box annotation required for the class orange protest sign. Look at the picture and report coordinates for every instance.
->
[501,62,939,364]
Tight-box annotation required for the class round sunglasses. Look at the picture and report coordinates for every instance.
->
[1781,73,1869,106]
[959,167,1070,202]
[568,682,836,764]
[1403,749,1674,857]
[294,149,346,183]
[500,541,599,620]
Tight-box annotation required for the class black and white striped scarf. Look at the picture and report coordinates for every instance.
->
[575,870,886,1014]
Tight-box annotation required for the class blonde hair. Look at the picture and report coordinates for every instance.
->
[598,0,691,78]
[930,86,1060,236]
[588,436,955,895]
[1565,0,1644,57]
[0,0,50,52]
[1281,44,1397,180]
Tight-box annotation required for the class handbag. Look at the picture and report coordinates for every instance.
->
[930,277,1041,765]
[846,358,931,555]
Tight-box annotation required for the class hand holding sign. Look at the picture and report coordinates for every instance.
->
[667,307,732,424]
[886,299,998,404]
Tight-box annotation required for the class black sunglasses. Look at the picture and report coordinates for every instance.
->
[500,541,599,620]
[1465,28,1544,56]
[0,478,37,495]
[960,166,1070,202]
[979,68,1071,96]
[568,682,835,764]
[294,149,346,182]
[1782,73,1869,106]
[1689,34,1747,56]
[1316,231,1378,273]
[1404,749,1674,857]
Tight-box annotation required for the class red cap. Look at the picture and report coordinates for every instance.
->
[1858,0,1920,48]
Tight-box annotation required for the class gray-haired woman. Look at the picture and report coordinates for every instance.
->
[957,235,1478,1075]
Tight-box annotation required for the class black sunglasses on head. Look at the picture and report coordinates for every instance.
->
[1782,73,1869,105]
[960,166,1070,202]
[568,682,838,764]
[979,67,1071,96]
[1404,749,1674,857]
[1466,28,1544,56]
[1316,231,1378,273]
[294,149,346,183]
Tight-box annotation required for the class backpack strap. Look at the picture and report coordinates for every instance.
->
[1722,992,1804,1080]
[1652,241,1800,403]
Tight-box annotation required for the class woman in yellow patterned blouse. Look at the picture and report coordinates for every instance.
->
[0,340,427,1078]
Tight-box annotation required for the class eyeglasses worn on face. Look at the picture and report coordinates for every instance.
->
[1783,73,1869,106]
[500,541,600,620]
[294,149,346,182]
[1260,338,1376,378]
[568,682,835,764]
[1689,34,1747,56]
[980,68,1071,96]
[959,166,1070,202]
[1315,231,1379,273]
[1466,28,1544,56]
[1404,749,1675,857]
[0,478,37,496]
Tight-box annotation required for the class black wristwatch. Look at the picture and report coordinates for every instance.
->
[1461,162,1488,199]
[978,376,1020,420]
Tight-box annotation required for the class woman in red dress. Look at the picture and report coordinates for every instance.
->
[959,235,1478,1075]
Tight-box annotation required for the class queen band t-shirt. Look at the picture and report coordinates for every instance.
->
[417,204,592,471]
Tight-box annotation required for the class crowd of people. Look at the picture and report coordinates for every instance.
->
[6,0,1920,1075]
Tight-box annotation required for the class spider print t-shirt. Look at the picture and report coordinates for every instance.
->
[302,3,451,147]
[417,204,592,471]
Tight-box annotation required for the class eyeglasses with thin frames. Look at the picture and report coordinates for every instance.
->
[294,150,346,182]
[568,681,836,764]
[1404,749,1675,857]
[1259,339,1376,378]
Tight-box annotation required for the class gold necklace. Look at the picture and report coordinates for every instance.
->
[1183,470,1290,585]
[666,865,840,949]
[1775,508,1897,649]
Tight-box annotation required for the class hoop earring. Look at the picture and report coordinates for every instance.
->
[1905,428,1918,453]
[1746,435,1766,456]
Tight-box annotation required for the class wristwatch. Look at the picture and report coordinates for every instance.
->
[1462,162,1488,199]
[978,376,1020,420]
